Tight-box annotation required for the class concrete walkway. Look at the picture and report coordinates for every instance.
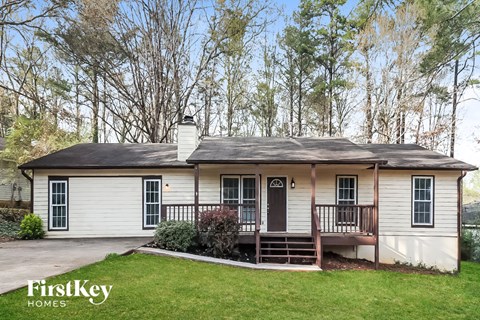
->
[136,247,322,271]
[0,238,151,294]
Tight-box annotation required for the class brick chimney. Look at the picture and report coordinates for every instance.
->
[177,115,198,162]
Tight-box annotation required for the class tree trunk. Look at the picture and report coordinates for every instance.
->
[92,66,99,143]
[298,66,303,136]
[102,72,107,143]
[365,55,373,143]
[328,68,333,137]
[395,86,403,144]
[226,59,233,137]
[75,67,81,139]
[289,77,294,137]
[450,59,459,158]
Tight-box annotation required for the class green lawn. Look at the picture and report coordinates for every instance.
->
[1,254,479,320]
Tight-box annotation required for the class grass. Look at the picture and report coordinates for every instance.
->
[1,254,479,320]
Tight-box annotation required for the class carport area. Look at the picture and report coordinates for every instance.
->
[0,238,150,294]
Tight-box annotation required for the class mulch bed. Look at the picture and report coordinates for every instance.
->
[144,243,257,264]
[322,252,447,275]
[145,243,446,274]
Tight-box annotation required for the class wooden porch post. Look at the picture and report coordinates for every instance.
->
[311,164,321,267]
[194,164,199,229]
[374,163,379,270]
[255,164,261,264]
[311,164,316,226]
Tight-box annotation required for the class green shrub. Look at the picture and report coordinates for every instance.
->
[154,220,196,252]
[198,207,240,258]
[0,220,21,239]
[18,213,45,240]
[462,229,480,262]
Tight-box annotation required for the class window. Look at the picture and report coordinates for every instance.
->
[412,176,434,227]
[336,176,357,225]
[269,178,284,188]
[144,178,161,228]
[221,176,256,223]
[49,179,68,230]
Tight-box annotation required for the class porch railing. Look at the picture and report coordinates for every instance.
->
[161,203,256,232]
[315,204,375,234]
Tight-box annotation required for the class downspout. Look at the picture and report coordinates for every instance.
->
[457,171,467,272]
[21,169,34,213]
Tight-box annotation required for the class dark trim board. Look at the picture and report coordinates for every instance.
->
[142,176,163,230]
[411,175,435,228]
[47,176,69,232]
[239,234,255,244]
[20,165,194,170]
[188,160,387,165]
[21,169,34,213]
[321,235,376,246]
[367,166,475,171]
[239,234,376,246]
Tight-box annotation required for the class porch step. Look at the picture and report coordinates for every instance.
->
[259,235,317,265]
[260,255,317,259]
[261,241,314,245]
[261,247,315,252]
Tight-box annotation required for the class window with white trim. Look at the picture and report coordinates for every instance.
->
[144,179,161,228]
[336,176,357,225]
[221,176,256,223]
[412,176,434,226]
[49,179,68,230]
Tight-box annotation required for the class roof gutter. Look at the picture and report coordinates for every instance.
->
[21,169,34,213]
[457,170,467,273]
[186,159,388,165]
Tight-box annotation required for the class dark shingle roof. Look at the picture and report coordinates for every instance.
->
[360,144,477,171]
[19,143,193,169]
[187,137,387,164]
[18,139,477,171]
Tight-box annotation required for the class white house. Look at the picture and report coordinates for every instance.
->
[19,116,477,271]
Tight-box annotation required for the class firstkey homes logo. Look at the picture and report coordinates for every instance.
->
[27,280,113,307]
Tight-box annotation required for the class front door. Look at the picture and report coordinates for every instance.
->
[267,177,287,231]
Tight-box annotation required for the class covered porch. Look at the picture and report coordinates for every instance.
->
[162,161,381,268]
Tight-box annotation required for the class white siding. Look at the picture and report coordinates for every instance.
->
[32,165,461,270]
[356,235,458,271]
[354,170,461,271]
[378,170,458,236]
[199,164,373,233]
[34,169,193,238]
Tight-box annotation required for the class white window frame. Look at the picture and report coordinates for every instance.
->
[143,178,162,228]
[412,176,434,227]
[336,175,357,225]
[221,175,256,222]
[49,179,68,231]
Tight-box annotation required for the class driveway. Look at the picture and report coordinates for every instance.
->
[0,238,150,294]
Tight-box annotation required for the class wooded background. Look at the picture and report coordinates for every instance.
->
[0,0,479,168]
